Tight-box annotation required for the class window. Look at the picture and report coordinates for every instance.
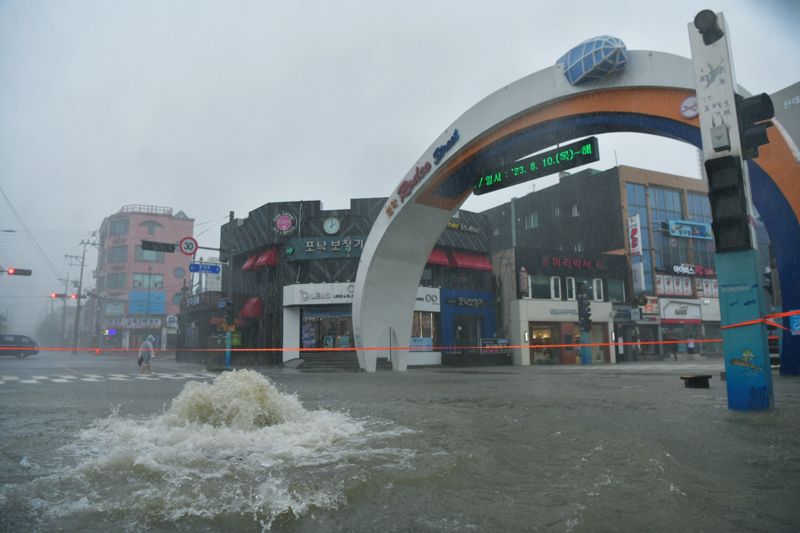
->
[550,276,561,300]
[135,245,165,263]
[106,272,126,289]
[492,227,500,237]
[109,218,129,236]
[565,277,576,300]
[524,212,539,229]
[133,272,164,289]
[574,242,584,252]
[528,275,552,299]
[649,186,687,269]
[608,279,626,302]
[107,245,128,263]
[571,204,579,217]
[554,206,560,216]
[592,278,604,301]
[139,220,164,235]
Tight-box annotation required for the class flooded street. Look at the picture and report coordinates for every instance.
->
[1,357,798,532]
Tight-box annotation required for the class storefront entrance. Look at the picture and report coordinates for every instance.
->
[301,307,353,349]
[529,325,558,364]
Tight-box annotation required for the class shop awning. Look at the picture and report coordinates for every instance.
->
[241,254,258,272]
[255,247,278,268]
[239,297,263,318]
[450,250,493,271]
[427,247,451,266]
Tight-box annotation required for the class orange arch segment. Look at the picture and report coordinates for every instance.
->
[416,86,800,224]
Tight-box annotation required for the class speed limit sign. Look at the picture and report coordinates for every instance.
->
[179,237,198,256]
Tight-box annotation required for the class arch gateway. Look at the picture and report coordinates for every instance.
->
[352,48,800,375]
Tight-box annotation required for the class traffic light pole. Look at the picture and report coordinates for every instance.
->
[689,10,774,410]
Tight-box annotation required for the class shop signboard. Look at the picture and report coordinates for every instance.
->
[415,287,440,312]
[668,220,713,240]
[480,338,510,354]
[791,314,800,336]
[285,236,365,261]
[628,214,642,255]
[128,290,166,315]
[410,337,434,351]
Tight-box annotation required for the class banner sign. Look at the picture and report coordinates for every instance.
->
[668,219,713,240]
[628,214,642,256]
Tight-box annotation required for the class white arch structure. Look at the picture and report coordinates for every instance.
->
[352,50,800,372]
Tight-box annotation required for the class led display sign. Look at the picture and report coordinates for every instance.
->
[472,137,599,195]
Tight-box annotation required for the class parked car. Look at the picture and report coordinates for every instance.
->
[0,334,39,358]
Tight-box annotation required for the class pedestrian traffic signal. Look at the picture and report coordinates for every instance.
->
[736,93,774,160]
[705,155,751,252]
[50,292,67,299]
[6,267,33,276]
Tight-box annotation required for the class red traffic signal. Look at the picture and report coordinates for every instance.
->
[6,267,33,276]
[70,293,78,300]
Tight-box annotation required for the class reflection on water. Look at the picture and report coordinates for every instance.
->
[0,370,413,531]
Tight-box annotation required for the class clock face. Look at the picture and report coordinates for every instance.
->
[323,217,340,235]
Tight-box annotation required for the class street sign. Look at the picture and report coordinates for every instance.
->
[791,313,800,336]
[179,237,198,256]
[189,262,221,274]
[142,240,176,253]
[217,298,227,309]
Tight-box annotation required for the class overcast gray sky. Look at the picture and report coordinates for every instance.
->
[1,0,798,333]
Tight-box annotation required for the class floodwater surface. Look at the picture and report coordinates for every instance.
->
[1,363,798,532]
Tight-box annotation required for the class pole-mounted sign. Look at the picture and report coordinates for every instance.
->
[179,237,198,256]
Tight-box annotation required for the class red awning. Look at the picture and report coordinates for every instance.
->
[239,297,263,318]
[450,250,493,271]
[255,247,278,268]
[427,247,451,266]
[241,254,258,271]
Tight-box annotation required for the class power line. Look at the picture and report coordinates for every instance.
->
[0,184,62,278]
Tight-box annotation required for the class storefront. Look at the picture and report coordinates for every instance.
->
[659,298,702,356]
[440,288,496,351]
[282,283,442,365]
[510,299,613,365]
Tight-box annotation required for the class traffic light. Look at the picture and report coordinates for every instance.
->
[704,155,751,252]
[70,293,78,300]
[50,292,67,299]
[6,267,33,276]
[577,294,592,331]
[736,93,774,160]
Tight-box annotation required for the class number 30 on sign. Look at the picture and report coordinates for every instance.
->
[180,237,198,256]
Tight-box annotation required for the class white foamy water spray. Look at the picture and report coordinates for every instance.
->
[1,370,413,531]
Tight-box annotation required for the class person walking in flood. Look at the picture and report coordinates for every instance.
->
[138,335,156,375]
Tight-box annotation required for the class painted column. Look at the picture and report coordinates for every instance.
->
[716,251,773,408]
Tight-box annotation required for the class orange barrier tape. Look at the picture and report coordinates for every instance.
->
[721,308,800,331]
[1,338,725,354]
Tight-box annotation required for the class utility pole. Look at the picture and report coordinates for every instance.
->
[68,239,97,354]
[58,269,71,345]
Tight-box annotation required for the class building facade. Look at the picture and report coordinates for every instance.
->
[178,198,496,366]
[89,205,194,350]
[485,165,739,364]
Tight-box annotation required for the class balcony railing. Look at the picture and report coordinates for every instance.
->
[118,205,173,216]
